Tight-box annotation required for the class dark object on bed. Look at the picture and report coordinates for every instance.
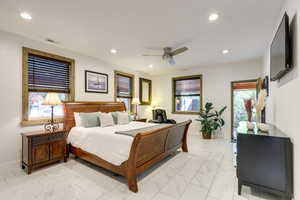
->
[149,109,176,124]
[63,101,191,193]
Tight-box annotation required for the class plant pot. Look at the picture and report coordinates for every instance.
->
[202,133,212,139]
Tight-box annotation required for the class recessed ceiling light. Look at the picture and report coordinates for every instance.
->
[20,12,32,20]
[110,49,117,54]
[222,49,229,54]
[148,64,153,68]
[209,13,219,21]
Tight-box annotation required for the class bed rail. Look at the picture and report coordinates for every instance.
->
[126,120,192,192]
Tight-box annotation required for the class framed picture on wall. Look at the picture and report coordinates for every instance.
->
[139,78,152,105]
[85,70,108,93]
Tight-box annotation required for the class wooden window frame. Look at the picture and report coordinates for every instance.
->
[21,47,75,126]
[172,75,203,115]
[114,70,135,113]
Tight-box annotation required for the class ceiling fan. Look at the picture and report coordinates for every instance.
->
[142,47,188,65]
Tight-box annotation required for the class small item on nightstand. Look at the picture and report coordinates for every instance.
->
[42,93,62,132]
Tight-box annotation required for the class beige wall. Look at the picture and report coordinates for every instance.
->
[152,59,263,138]
[0,30,152,164]
[263,0,300,198]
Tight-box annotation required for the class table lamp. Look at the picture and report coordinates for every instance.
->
[42,93,62,132]
[151,100,158,109]
[131,98,140,120]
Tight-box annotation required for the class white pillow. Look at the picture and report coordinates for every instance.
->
[99,113,114,127]
[117,112,130,125]
[74,112,82,127]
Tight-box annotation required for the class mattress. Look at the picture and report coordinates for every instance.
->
[67,121,158,166]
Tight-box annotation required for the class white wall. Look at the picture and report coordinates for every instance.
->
[0,30,152,164]
[152,59,263,138]
[263,0,300,198]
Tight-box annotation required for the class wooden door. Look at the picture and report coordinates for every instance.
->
[32,144,50,164]
[51,141,66,159]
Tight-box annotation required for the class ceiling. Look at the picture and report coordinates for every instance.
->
[0,0,284,75]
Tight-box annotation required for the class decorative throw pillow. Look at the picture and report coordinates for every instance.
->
[74,112,82,127]
[78,112,101,128]
[99,113,114,127]
[117,112,130,125]
[111,112,132,125]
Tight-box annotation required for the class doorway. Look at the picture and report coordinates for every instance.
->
[231,79,257,141]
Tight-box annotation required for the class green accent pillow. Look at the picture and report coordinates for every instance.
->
[78,112,101,128]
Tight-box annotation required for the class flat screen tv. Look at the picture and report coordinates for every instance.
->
[270,13,291,81]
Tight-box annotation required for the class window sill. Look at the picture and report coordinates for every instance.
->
[21,118,63,127]
[172,111,201,115]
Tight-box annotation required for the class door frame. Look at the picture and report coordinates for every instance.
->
[231,79,257,141]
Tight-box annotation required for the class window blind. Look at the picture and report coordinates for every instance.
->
[28,54,70,93]
[175,78,201,96]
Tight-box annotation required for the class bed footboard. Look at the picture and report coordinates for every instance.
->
[126,120,192,192]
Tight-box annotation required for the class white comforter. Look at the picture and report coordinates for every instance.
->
[68,121,158,166]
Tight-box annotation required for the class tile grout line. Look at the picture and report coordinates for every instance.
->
[204,152,226,200]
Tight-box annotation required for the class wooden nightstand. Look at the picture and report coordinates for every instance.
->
[134,118,147,122]
[21,129,68,174]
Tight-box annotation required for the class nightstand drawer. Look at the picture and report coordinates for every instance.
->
[49,133,65,142]
[32,136,49,145]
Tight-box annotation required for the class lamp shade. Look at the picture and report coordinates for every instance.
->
[151,100,158,108]
[132,98,140,105]
[42,93,62,106]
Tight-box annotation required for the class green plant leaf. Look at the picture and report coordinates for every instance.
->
[219,106,227,115]
[220,119,225,126]
[205,102,213,113]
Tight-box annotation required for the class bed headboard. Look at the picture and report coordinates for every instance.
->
[63,101,126,132]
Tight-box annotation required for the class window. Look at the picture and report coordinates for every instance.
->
[172,75,202,114]
[114,71,134,112]
[22,47,75,125]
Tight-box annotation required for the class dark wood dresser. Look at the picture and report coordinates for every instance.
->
[21,129,68,174]
[236,122,293,200]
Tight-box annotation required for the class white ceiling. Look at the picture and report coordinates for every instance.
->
[0,0,284,75]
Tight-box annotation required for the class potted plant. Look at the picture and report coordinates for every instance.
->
[196,102,227,139]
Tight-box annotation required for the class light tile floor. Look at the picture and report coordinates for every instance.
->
[0,135,282,200]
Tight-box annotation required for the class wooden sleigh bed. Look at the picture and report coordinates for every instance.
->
[63,101,192,192]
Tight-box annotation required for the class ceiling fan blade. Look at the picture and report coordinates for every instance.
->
[168,57,176,65]
[171,47,188,56]
[142,54,162,57]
